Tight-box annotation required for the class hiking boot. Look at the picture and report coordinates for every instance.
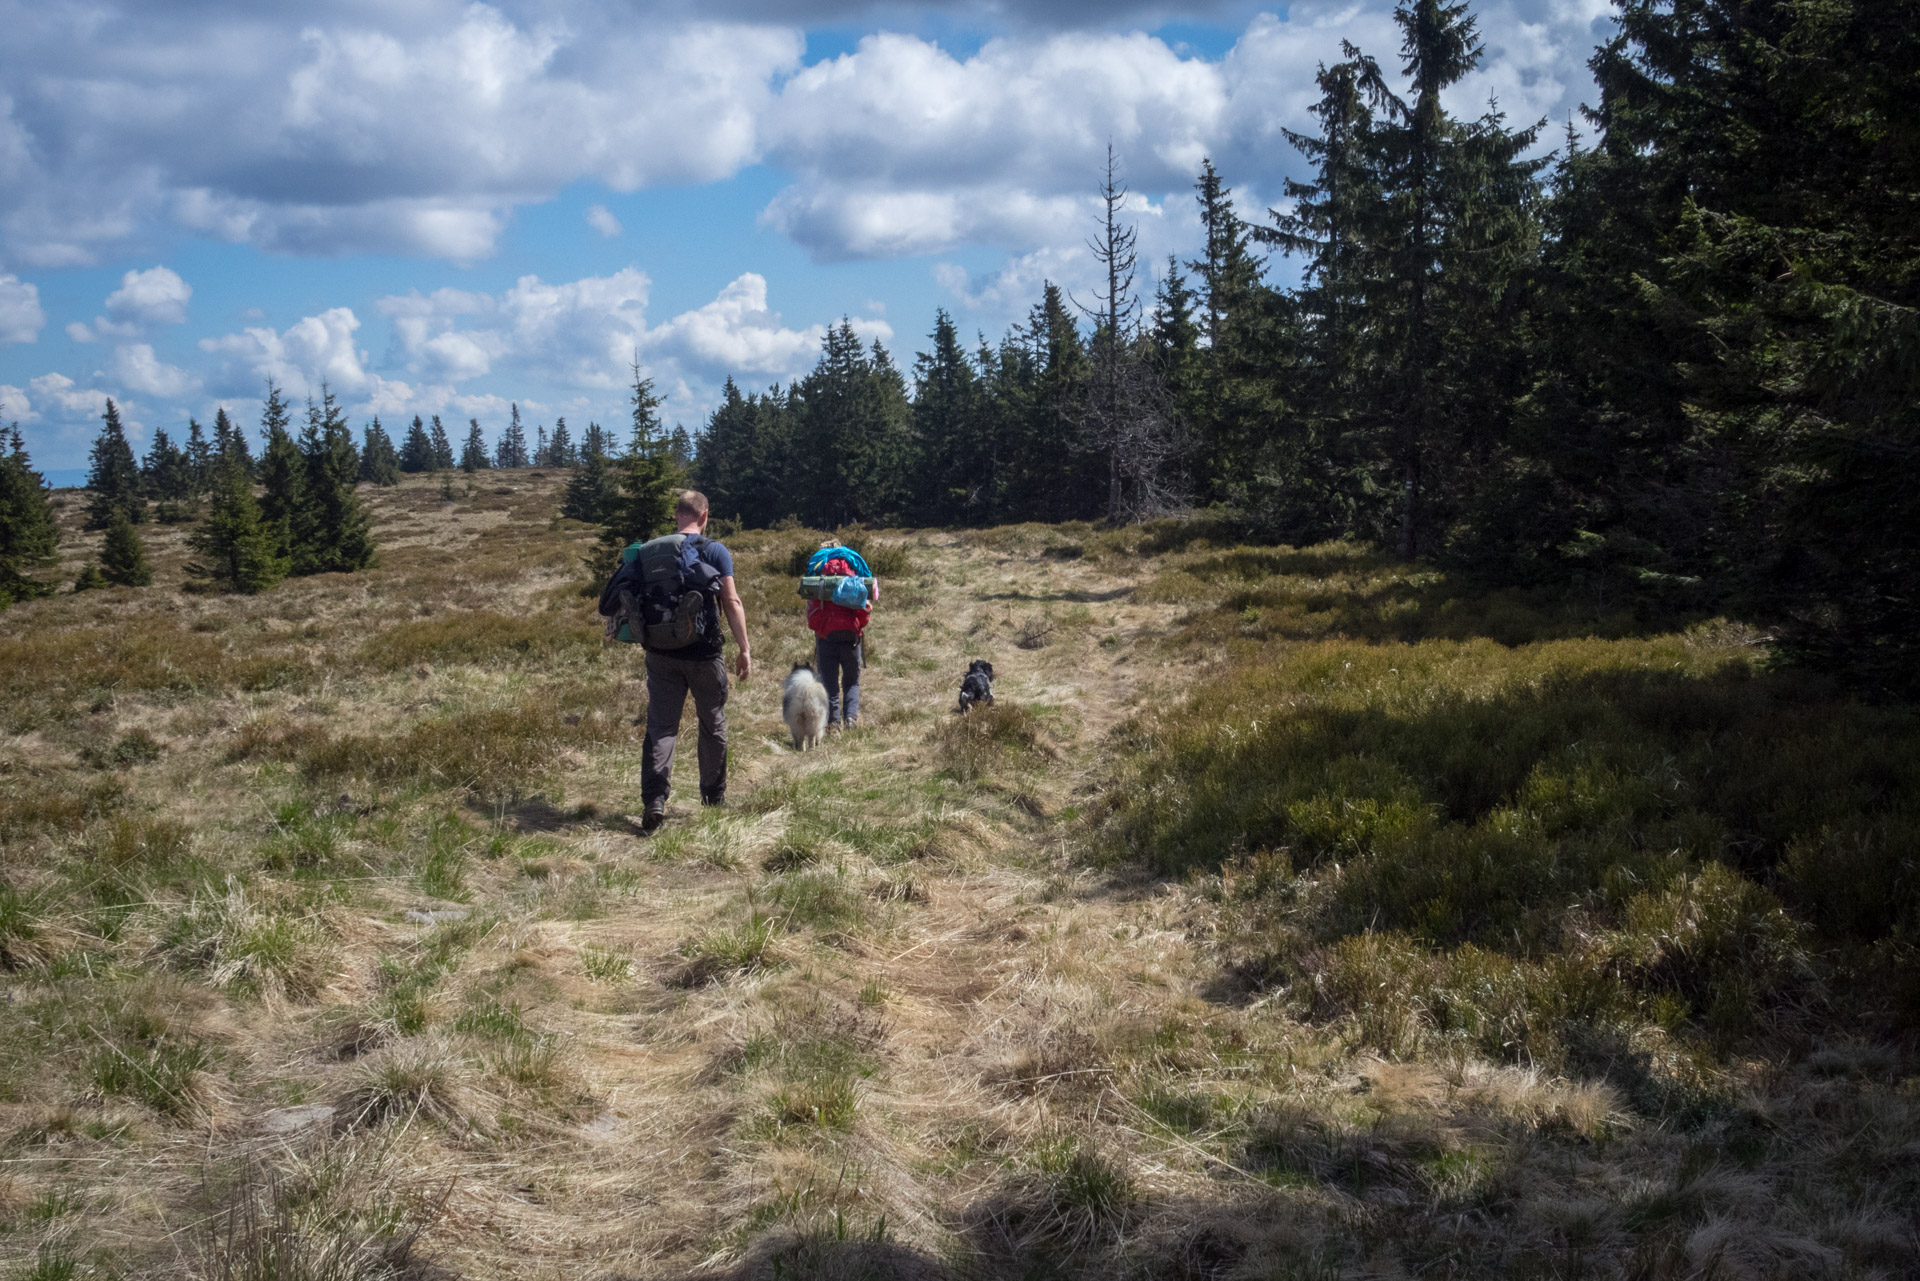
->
[700,790,725,808]
[638,809,667,835]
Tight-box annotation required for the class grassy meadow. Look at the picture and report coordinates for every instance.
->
[1,473,1915,1280]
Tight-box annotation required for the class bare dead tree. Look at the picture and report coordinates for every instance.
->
[1081,145,1189,524]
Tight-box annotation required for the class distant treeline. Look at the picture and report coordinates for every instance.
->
[3,0,1912,694]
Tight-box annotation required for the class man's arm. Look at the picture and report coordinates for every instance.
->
[718,575,752,680]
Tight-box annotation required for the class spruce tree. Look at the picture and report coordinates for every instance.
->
[429,416,456,470]
[293,386,375,575]
[100,509,151,586]
[400,415,435,473]
[212,407,252,474]
[188,451,285,594]
[667,425,694,470]
[1184,160,1272,502]
[141,425,189,501]
[460,419,490,472]
[1253,53,1394,542]
[184,418,213,498]
[911,311,987,524]
[548,417,575,468]
[0,424,58,607]
[562,421,617,523]
[1150,260,1204,433]
[495,404,529,468]
[534,424,550,468]
[360,417,401,485]
[598,370,681,558]
[1357,0,1544,558]
[257,382,303,567]
[85,398,143,529]
[790,322,913,527]
[993,287,1092,522]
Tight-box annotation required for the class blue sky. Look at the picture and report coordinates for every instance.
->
[0,0,1617,478]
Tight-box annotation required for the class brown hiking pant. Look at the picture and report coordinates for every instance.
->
[641,651,729,812]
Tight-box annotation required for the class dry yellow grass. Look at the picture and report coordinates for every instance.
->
[0,473,1913,1280]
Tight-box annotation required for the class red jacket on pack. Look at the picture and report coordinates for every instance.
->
[806,556,878,638]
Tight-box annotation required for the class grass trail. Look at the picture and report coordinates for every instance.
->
[1,474,1914,1280]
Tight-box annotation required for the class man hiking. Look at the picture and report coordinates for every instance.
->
[599,490,752,833]
[803,540,877,730]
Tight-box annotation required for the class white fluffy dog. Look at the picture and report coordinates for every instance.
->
[782,662,829,751]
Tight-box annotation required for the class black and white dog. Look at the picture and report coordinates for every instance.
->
[956,659,995,714]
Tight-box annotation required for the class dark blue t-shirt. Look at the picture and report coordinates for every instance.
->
[681,536,734,661]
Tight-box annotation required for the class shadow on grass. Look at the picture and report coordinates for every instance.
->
[1108,638,1920,1083]
[978,587,1135,604]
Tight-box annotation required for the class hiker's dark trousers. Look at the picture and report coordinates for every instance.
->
[814,636,862,726]
[641,651,729,810]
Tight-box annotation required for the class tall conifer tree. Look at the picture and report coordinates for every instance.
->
[184,418,213,498]
[0,424,58,607]
[460,419,490,472]
[562,421,618,524]
[360,417,401,485]
[400,415,435,473]
[293,386,375,575]
[495,404,529,468]
[548,417,575,468]
[429,416,456,470]
[599,371,681,558]
[213,407,252,473]
[911,311,987,524]
[85,398,143,529]
[257,382,303,566]
[189,449,285,594]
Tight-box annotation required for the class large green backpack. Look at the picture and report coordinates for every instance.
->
[597,534,721,649]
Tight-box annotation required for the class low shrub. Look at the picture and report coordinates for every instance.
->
[0,625,306,724]
[0,776,125,839]
[232,699,625,799]
[78,729,164,769]
[356,610,601,670]
[161,879,333,1001]
[676,914,780,986]
[0,881,49,969]
[766,868,871,937]
[89,1035,214,1118]
[926,703,1047,783]
[580,943,631,981]
[335,1041,474,1131]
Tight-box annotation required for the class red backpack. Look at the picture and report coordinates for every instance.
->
[807,556,874,639]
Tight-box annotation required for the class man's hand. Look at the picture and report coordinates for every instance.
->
[735,650,752,681]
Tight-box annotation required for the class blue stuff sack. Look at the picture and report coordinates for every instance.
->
[831,575,871,609]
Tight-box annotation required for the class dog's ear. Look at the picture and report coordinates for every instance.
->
[982,661,994,677]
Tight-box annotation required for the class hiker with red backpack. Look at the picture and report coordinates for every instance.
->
[801,542,878,730]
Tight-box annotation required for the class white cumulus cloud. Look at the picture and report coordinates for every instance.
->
[108,343,200,400]
[0,274,45,344]
[29,372,106,418]
[586,204,623,237]
[0,2,801,265]
[70,266,193,342]
[199,307,374,398]
[374,269,885,428]
[0,382,35,422]
[0,1,1608,268]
